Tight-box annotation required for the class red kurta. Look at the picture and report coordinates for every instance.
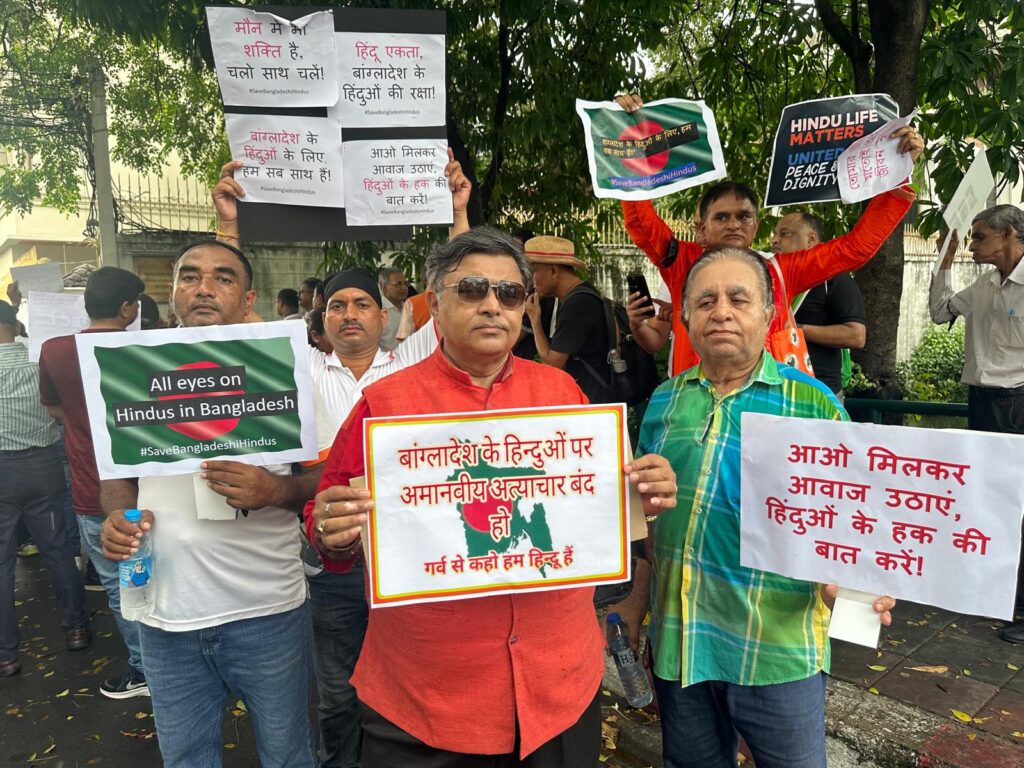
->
[307,347,605,758]
[621,186,915,374]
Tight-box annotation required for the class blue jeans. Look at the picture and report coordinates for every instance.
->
[139,603,318,768]
[0,444,88,662]
[57,435,81,556]
[77,515,144,675]
[654,673,827,768]
[309,565,368,768]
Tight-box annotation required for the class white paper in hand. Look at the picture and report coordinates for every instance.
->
[837,111,918,204]
[828,587,882,648]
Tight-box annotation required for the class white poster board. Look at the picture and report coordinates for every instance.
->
[740,414,1024,621]
[836,111,917,204]
[26,292,140,363]
[944,148,996,237]
[207,7,339,107]
[76,322,317,479]
[11,263,63,294]
[341,139,452,226]
[363,404,631,607]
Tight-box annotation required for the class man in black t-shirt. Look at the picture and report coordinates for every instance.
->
[523,236,613,403]
[771,212,867,395]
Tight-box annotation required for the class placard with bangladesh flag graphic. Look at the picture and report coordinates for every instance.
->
[76,321,318,479]
[576,97,727,200]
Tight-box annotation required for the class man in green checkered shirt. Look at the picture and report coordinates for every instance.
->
[636,247,895,768]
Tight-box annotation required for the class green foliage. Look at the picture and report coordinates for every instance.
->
[844,361,878,397]
[896,323,968,404]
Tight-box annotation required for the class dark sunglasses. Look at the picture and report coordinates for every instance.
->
[442,276,527,309]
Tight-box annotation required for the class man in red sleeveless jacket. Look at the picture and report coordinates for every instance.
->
[304,227,677,766]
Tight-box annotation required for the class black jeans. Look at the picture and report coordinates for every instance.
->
[0,443,88,662]
[360,691,600,767]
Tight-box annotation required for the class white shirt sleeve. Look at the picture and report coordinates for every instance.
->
[394,320,439,368]
[929,269,974,324]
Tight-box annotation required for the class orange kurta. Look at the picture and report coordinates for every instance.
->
[308,347,605,758]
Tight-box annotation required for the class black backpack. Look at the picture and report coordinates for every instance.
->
[567,284,660,406]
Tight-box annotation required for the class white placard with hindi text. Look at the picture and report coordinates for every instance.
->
[328,32,445,127]
[837,111,917,204]
[11,263,63,294]
[342,139,452,226]
[363,404,631,608]
[26,292,140,363]
[226,114,344,208]
[207,7,338,107]
[740,414,1024,620]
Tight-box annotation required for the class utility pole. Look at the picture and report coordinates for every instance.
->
[90,67,118,268]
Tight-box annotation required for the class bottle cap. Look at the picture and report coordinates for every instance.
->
[607,612,621,625]
[124,509,142,523]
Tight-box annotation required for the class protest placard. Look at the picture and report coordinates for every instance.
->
[342,139,452,226]
[328,31,445,127]
[764,95,898,207]
[207,7,338,107]
[363,404,631,607]
[11,262,63,294]
[76,321,318,480]
[943,147,996,238]
[25,292,139,363]
[837,110,918,204]
[576,98,726,200]
[740,414,1024,621]
[225,114,344,207]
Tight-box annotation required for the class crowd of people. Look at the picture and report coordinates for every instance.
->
[1,96,1022,768]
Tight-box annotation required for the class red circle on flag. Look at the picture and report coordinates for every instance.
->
[159,361,244,441]
[619,120,670,176]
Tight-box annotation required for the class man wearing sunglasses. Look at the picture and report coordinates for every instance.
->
[306,227,678,767]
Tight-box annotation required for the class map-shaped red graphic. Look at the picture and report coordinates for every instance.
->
[159,361,243,441]
[620,120,670,176]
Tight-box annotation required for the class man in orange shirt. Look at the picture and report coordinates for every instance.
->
[306,227,677,766]
[614,93,923,376]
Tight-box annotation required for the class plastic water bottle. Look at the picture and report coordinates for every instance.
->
[118,509,153,621]
[606,612,653,708]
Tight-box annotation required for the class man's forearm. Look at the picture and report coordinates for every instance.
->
[101,478,139,515]
[801,322,865,349]
[631,319,670,354]
[449,207,470,239]
[274,465,324,512]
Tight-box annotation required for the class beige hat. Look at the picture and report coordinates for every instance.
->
[523,236,585,270]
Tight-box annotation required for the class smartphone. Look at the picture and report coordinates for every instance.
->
[626,272,652,308]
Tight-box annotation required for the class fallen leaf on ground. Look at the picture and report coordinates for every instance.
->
[867,665,887,672]
[868,687,879,695]
[55,689,68,698]
[1008,663,1020,671]
[967,733,977,741]
[951,709,972,722]
[906,665,948,674]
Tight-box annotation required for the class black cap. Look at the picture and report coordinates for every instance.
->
[323,268,382,308]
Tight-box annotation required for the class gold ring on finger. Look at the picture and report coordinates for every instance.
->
[316,520,327,535]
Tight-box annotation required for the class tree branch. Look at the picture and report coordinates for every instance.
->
[479,3,512,222]
[814,0,873,91]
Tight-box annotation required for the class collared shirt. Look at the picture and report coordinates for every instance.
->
[0,342,59,451]
[637,351,846,688]
[308,320,438,440]
[929,257,1024,388]
[308,346,604,758]
[379,296,403,351]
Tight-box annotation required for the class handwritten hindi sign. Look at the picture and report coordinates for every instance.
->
[740,414,1024,620]
[328,32,445,127]
[76,321,318,480]
[576,98,726,200]
[342,139,452,226]
[207,7,338,107]
[11,262,63,294]
[764,94,899,207]
[26,292,139,363]
[225,114,344,208]
[837,110,918,204]
[363,404,631,607]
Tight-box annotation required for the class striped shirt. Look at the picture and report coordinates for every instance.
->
[637,350,847,687]
[0,342,60,451]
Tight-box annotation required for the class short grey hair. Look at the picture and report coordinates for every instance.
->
[972,204,1024,243]
[378,266,403,287]
[424,226,530,292]
[681,246,774,321]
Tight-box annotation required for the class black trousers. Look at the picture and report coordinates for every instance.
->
[360,691,601,768]
[968,385,1024,606]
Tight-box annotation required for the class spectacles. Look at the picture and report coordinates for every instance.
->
[442,276,527,309]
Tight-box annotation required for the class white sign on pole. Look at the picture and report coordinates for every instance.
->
[836,111,918,204]
[26,292,140,363]
[740,414,1024,622]
[944,148,996,238]
[363,404,631,608]
[207,8,339,107]
[11,263,63,294]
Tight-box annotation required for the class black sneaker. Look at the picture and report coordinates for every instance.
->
[83,560,105,592]
[100,670,150,699]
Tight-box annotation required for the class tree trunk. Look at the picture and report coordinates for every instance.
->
[852,0,930,396]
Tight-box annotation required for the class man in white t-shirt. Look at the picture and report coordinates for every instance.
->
[100,240,331,767]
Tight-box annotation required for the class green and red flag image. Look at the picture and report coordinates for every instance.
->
[576,97,726,200]
[76,321,318,479]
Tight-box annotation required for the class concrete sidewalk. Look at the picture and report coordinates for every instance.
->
[601,601,1024,767]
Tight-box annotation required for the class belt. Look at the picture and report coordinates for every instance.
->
[0,443,57,456]
[969,384,1024,398]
